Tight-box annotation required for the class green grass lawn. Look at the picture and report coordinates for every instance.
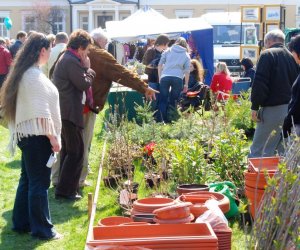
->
[0,113,106,250]
[0,112,249,250]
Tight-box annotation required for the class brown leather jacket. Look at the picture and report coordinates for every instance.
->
[89,44,148,112]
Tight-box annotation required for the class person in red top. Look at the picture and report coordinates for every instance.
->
[0,37,12,88]
[210,62,233,101]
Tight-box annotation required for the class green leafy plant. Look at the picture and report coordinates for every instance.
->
[210,128,248,187]
[170,140,213,184]
[224,91,255,133]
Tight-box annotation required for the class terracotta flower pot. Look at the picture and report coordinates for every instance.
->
[177,191,230,217]
[245,172,266,189]
[153,214,194,224]
[98,216,133,226]
[248,156,280,173]
[132,197,176,214]
[245,186,265,218]
[177,184,209,195]
[153,202,192,220]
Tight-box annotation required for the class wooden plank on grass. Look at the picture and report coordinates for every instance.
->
[85,140,107,249]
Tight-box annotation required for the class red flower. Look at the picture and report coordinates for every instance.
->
[144,142,156,156]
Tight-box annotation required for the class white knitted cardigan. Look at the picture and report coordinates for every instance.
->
[9,66,61,153]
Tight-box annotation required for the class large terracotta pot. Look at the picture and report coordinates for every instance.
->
[177,184,209,195]
[98,216,133,226]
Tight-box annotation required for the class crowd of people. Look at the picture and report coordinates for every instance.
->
[0,27,299,241]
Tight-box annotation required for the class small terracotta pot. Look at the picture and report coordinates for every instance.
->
[153,202,192,220]
[133,197,176,214]
[177,184,209,195]
[98,216,133,226]
[153,214,194,224]
[177,191,230,217]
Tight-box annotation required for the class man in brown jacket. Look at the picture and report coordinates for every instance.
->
[79,28,157,186]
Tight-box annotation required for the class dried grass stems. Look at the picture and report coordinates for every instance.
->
[248,137,300,250]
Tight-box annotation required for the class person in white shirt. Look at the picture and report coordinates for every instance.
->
[42,32,68,77]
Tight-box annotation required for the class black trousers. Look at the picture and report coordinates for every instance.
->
[55,120,84,197]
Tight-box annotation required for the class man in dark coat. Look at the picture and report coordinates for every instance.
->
[249,29,299,157]
[9,31,27,58]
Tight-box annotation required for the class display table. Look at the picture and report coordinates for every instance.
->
[107,82,144,121]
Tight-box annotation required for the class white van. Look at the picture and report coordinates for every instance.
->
[201,12,258,73]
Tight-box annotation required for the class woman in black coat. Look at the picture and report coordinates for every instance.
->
[240,57,255,87]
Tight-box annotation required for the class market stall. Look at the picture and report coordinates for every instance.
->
[106,7,214,84]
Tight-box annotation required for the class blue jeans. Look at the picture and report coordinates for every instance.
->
[13,135,56,239]
[148,82,160,120]
[158,76,183,122]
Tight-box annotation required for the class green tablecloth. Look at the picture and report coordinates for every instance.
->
[107,85,144,121]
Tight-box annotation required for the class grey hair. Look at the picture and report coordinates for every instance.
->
[90,28,109,41]
[55,32,68,43]
[264,29,285,44]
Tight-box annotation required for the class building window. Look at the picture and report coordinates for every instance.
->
[22,12,37,32]
[97,15,113,29]
[53,15,64,34]
[175,10,193,19]
[80,15,89,31]
[24,16,37,32]
[0,17,9,38]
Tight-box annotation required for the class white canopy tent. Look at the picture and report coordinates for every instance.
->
[105,7,212,43]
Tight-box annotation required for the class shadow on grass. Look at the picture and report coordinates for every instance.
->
[1,210,44,250]
[48,187,86,225]
[3,160,21,169]
[1,188,86,250]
